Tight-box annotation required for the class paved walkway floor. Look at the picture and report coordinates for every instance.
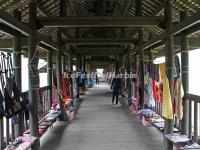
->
[40,82,163,150]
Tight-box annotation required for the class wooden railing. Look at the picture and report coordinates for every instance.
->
[152,93,200,143]
[38,86,51,120]
[0,86,52,149]
[184,93,200,143]
[152,101,162,116]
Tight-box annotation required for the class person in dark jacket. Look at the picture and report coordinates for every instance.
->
[111,75,121,105]
[95,74,99,84]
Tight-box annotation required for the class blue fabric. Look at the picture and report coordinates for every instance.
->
[139,109,155,118]
[88,79,94,86]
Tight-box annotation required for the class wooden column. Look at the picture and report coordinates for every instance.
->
[115,56,119,73]
[149,49,154,78]
[13,10,23,137]
[80,55,83,71]
[56,31,66,120]
[64,55,69,72]
[97,0,106,16]
[69,55,74,99]
[47,50,52,107]
[69,55,73,72]
[28,1,40,149]
[127,54,132,105]
[136,0,144,109]
[132,54,137,98]
[76,55,80,99]
[55,0,67,120]
[180,11,189,136]
[164,1,174,150]
[130,55,133,98]
[60,0,67,16]
[62,56,66,73]
[83,56,86,72]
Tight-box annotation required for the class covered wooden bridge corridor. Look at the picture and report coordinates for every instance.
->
[0,0,200,150]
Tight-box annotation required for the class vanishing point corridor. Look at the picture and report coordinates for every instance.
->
[40,81,162,150]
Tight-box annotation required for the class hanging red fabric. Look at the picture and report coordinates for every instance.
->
[61,75,71,101]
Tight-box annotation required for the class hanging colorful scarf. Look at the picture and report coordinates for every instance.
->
[162,76,173,119]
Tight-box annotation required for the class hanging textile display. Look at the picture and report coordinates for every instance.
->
[0,89,5,117]
[151,64,159,82]
[174,78,184,120]
[61,74,71,101]
[159,63,166,82]
[162,76,173,119]
[0,53,24,118]
[73,78,77,98]
[144,74,155,107]
[152,80,163,102]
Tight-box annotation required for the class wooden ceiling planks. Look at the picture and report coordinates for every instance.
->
[0,0,200,49]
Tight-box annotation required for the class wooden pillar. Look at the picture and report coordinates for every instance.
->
[127,54,132,105]
[164,1,174,150]
[115,56,119,73]
[149,49,154,78]
[55,0,67,120]
[80,55,83,71]
[129,55,134,97]
[69,55,73,72]
[28,1,40,149]
[56,31,66,120]
[83,56,86,72]
[47,50,52,107]
[136,0,144,109]
[97,0,106,16]
[76,55,82,71]
[64,55,69,72]
[60,0,67,16]
[180,11,189,136]
[13,10,23,137]
[62,56,66,73]
[121,28,125,39]
[69,55,74,99]
[76,55,80,99]
[118,54,123,72]
[135,54,139,102]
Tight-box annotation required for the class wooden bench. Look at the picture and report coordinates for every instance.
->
[165,133,200,150]
[23,110,61,137]
[4,136,38,150]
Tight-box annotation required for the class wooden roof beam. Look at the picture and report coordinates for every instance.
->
[76,49,124,53]
[129,0,166,39]
[0,10,58,51]
[142,11,200,51]
[80,52,122,56]
[76,47,125,52]
[1,36,199,50]
[86,59,115,63]
[0,23,21,37]
[0,10,32,36]
[38,16,164,27]
[64,38,135,45]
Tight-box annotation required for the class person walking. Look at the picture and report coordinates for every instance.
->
[111,75,121,105]
[95,74,99,84]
